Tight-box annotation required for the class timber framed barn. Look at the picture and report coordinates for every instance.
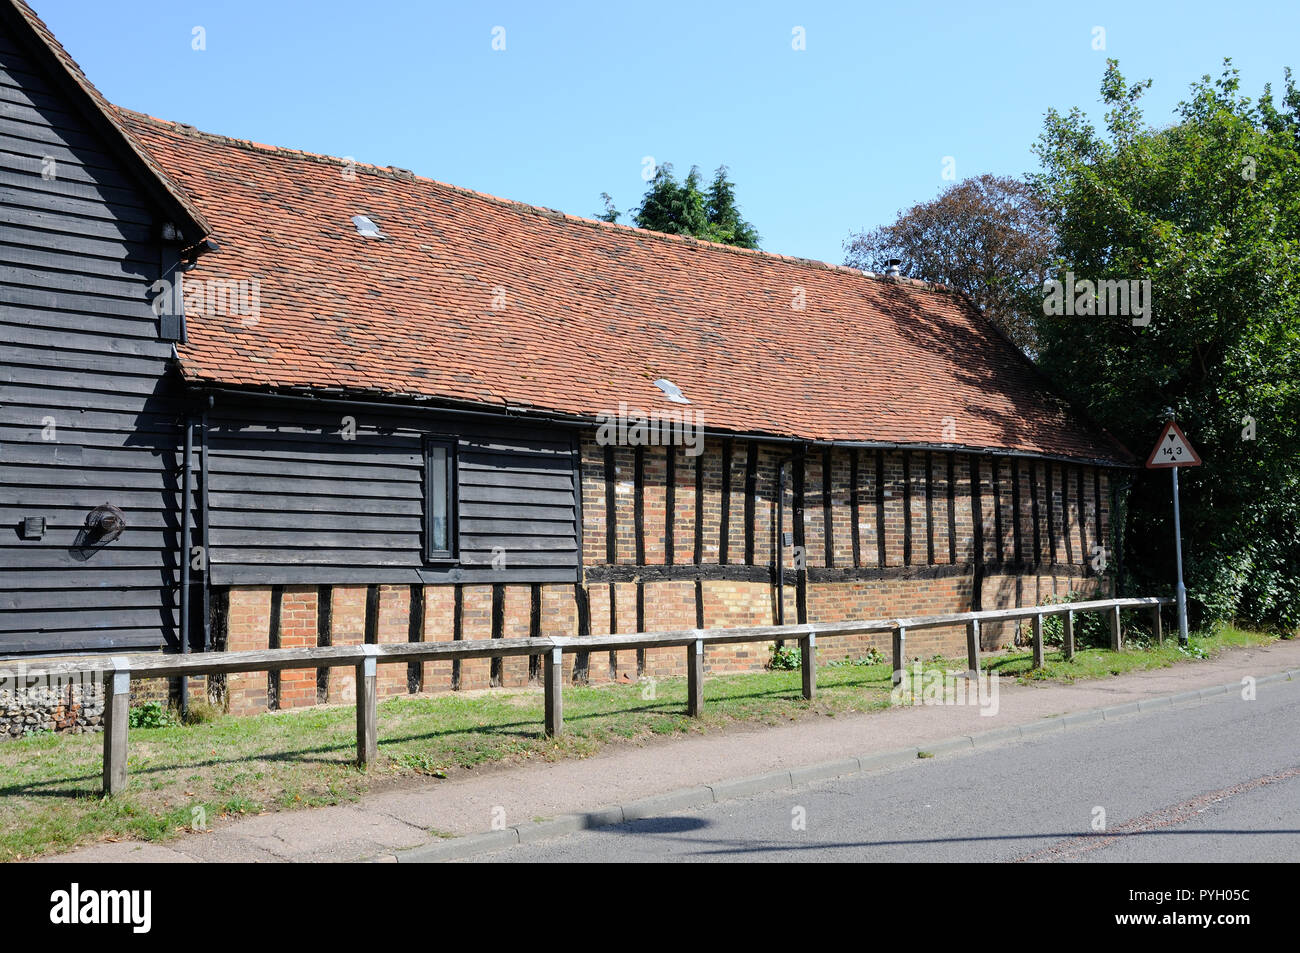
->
[1,0,1135,725]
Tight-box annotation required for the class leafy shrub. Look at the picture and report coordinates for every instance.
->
[828,648,888,668]
[766,644,802,670]
[1039,592,1115,650]
[128,701,175,729]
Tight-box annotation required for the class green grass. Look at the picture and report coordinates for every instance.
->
[0,624,1280,860]
[986,623,1275,682]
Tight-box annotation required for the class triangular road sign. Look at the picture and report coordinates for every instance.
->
[1146,421,1202,468]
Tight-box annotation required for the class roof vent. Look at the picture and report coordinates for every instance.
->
[653,378,690,404]
[351,215,387,239]
[885,258,903,277]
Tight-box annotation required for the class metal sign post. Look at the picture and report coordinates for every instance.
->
[1145,420,1202,646]
[1170,465,1188,644]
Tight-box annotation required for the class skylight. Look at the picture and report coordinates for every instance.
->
[653,378,690,404]
[351,215,386,239]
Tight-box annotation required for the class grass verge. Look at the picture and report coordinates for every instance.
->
[0,624,1280,860]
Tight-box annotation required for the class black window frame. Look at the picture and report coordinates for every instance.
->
[424,436,458,562]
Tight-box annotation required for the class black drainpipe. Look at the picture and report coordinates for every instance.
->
[178,415,194,715]
[201,398,212,651]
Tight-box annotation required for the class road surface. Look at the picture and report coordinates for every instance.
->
[482,677,1300,862]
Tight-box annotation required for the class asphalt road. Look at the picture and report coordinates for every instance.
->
[482,677,1300,862]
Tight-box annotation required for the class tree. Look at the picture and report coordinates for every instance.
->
[703,165,760,248]
[594,192,620,224]
[1031,60,1300,631]
[842,174,1053,351]
[599,163,760,248]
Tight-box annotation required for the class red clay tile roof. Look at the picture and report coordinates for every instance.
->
[4,0,210,240]
[119,109,1133,465]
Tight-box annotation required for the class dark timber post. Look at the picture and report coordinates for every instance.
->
[1064,609,1076,660]
[892,625,907,687]
[687,637,704,716]
[1151,604,1163,644]
[1109,603,1122,651]
[902,450,912,565]
[544,645,563,736]
[969,455,984,612]
[1031,613,1044,669]
[101,660,131,795]
[356,647,378,766]
[966,619,981,675]
[800,631,816,701]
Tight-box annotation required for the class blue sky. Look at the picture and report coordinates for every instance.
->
[34,0,1300,264]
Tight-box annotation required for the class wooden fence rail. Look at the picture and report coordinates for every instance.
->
[4,596,1170,794]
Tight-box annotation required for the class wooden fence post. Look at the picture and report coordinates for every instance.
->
[1064,609,1075,661]
[101,659,131,795]
[966,619,982,675]
[1151,604,1163,644]
[1109,603,1122,651]
[687,638,704,716]
[544,645,563,736]
[892,625,907,687]
[800,632,816,701]
[356,648,377,766]
[1031,614,1044,669]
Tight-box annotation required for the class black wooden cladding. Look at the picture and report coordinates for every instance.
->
[201,402,580,587]
[0,33,190,655]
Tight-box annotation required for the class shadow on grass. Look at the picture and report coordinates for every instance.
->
[0,670,892,799]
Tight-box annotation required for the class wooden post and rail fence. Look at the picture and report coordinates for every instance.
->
[12,596,1170,795]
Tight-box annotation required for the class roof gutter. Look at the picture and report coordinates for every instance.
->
[195,385,1135,470]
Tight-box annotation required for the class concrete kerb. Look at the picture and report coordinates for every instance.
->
[388,671,1291,863]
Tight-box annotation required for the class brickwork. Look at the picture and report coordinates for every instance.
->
[276,586,318,710]
[226,586,271,715]
[327,585,366,705]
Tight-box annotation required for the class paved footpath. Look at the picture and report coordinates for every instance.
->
[43,638,1300,863]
